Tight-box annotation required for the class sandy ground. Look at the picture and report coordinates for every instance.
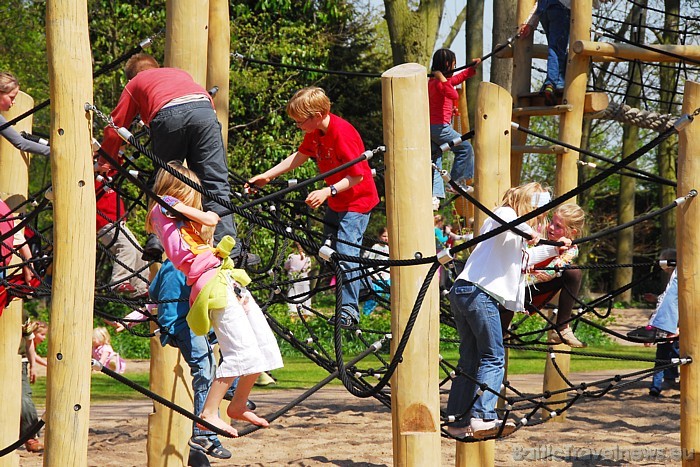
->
[15,308,686,466]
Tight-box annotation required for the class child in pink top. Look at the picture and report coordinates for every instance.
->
[428,49,481,200]
[92,327,126,374]
[146,162,282,437]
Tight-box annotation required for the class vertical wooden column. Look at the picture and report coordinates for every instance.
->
[0,91,35,467]
[510,0,536,186]
[206,0,232,425]
[542,0,592,422]
[456,82,512,467]
[207,0,231,147]
[146,2,211,466]
[453,87,473,221]
[677,81,700,466]
[44,0,95,465]
[382,63,441,467]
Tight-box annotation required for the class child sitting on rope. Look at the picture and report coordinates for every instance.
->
[445,182,569,439]
[429,49,480,205]
[147,161,282,437]
[500,203,587,347]
[247,86,379,330]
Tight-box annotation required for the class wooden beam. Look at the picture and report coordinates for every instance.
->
[573,40,700,63]
[44,0,95,464]
[678,80,700,467]
[381,63,441,467]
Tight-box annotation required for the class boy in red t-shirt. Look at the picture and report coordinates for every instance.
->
[248,87,379,328]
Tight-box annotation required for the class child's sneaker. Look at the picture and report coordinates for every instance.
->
[188,435,231,459]
[327,310,358,330]
[445,425,473,439]
[469,418,516,439]
[541,83,556,106]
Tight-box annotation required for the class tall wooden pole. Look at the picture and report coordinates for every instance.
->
[510,0,536,186]
[44,0,95,465]
[0,91,35,467]
[146,2,211,466]
[207,0,230,147]
[677,81,700,466]
[382,63,441,467]
[456,81,512,467]
[542,0,592,421]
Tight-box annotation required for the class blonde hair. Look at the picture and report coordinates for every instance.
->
[145,162,202,233]
[286,87,331,121]
[93,327,111,346]
[501,182,550,228]
[553,203,585,238]
[200,224,216,245]
[434,214,444,226]
[0,72,19,94]
[124,53,159,80]
[34,321,49,334]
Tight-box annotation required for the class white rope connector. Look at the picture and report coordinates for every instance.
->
[521,417,529,426]
[438,354,444,362]
[440,136,464,152]
[128,169,140,178]
[91,359,104,371]
[504,403,512,410]
[446,415,456,423]
[674,114,693,131]
[354,329,362,337]
[355,372,362,378]
[439,169,452,183]
[306,337,313,345]
[577,160,597,169]
[511,121,520,130]
[370,339,383,352]
[371,168,377,177]
[139,37,153,48]
[449,370,456,379]
[549,411,557,419]
[476,388,484,396]
[549,352,556,359]
[268,204,277,213]
[285,226,292,233]
[117,127,134,142]
[362,149,374,160]
[437,249,454,265]
[288,178,298,187]
[318,245,335,261]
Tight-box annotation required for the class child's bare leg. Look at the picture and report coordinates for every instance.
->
[199,376,238,437]
[226,373,269,427]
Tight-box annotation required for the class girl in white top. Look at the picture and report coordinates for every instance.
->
[284,242,312,315]
[445,182,571,439]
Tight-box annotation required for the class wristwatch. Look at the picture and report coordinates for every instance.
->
[329,185,338,197]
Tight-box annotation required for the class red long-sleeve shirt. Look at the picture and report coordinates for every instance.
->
[428,68,476,125]
[101,67,213,159]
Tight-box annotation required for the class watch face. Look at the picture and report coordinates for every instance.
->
[330,185,337,196]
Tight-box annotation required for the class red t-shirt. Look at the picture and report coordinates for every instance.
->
[297,114,379,213]
[428,68,476,125]
[0,200,14,268]
[101,67,213,159]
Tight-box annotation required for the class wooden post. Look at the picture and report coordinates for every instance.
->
[207,0,231,147]
[382,63,441,467]
[677,81,700,466]
[454,86,472,220]
[510,0,536,186]
[44,0,95,465]
[146,2,211,466]
[0,90,35,467]
[456,82,513,467]
[541,0,592,421]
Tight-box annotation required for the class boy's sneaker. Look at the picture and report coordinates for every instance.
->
[188,435,232,460]
[445,425,473,439]
[25,438,43,453]
[327,310,358,330]
[469,418,516,439]
[541,83,556,106]
[649,387,661,397]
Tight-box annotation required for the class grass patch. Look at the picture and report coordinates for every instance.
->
[32,344,656,405]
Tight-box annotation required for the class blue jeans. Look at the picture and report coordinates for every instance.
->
[150,101,240,255]
[169,327,216,437]
[446,281,505,424]
[540,3,570,89]
[651,340,680,392]
[363,278,390,315]
[430,124,474,198]
[323,209,370,322]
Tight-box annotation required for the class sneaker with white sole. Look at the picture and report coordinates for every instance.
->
[188,435,232,459]
[469,418,516,439]
[445,425,473,439]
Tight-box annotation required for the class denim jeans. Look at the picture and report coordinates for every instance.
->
[169,327,216,437]
[446,280,505,424]
[323,209,371,322]
[540,3,570,89]
[650,340,680,392]
[430,124,474,197]
[150,101,240,255]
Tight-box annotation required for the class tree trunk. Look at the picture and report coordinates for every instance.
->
[613,4,646,304]
[465,0,484,127]
[384,0,445,66]
[657,0,680,249]
[490,0,516,91]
